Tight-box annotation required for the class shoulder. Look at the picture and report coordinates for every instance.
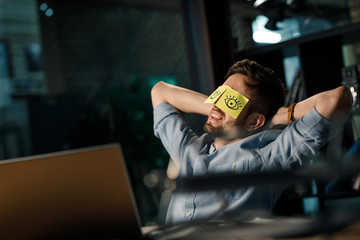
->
[248,129,283,147]
[221,130,282,153]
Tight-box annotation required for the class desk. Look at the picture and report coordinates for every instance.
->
[283,222,360,240]
[147,216,360,240]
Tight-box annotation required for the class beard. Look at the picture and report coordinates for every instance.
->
[203,121,227,138]
[203,118,249,140]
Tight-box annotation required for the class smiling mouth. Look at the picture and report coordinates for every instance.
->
[211,113,221,120]
[210,111,223,121]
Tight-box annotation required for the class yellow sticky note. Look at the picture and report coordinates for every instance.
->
[204,85,229,104]
[215,87,249,119]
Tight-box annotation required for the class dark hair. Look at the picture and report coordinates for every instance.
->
[224,59,285,120]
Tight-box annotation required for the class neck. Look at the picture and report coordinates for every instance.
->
[213,137,243,149]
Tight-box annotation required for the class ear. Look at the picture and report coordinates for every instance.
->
[245,113,266,132]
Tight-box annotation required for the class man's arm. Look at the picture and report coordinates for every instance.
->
[151,81,211,115]
[271,86,353,126]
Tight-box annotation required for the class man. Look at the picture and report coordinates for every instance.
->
[151,59,352,225]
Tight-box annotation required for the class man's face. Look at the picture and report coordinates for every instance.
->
[203,74,253,139]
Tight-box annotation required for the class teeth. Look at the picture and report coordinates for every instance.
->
[211,113,221,120]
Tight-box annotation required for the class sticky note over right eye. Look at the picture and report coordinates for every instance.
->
[215,87,249,119]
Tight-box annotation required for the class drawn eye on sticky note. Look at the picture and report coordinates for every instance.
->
[204,85,229,104]
[215,87,249,119]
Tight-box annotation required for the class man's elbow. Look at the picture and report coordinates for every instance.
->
[325,86,353,124]
[334,86,353,111]
[151,81,166,109]
[151,81,163,98]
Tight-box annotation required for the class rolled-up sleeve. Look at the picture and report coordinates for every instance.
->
[153,103,198,166]
[261,107,342,170]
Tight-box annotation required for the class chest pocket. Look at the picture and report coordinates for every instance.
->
[220,158,262,199]
[211,161,248,200]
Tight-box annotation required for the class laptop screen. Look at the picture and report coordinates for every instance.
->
[0,144,142,239]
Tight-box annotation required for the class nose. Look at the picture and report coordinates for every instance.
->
[211,104,222,112]
[213,97,221,105]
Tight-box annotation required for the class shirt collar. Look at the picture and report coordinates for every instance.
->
[209,144,217,154]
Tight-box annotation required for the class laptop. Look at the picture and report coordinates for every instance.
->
[0,143,144,239]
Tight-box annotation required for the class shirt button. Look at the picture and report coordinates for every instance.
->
[186,212,192,217]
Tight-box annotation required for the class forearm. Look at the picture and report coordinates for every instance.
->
[151,81,211,115]
[272,86,353,126]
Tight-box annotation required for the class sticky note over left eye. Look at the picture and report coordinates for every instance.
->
[204,85,229,104]
[215,87,249,119]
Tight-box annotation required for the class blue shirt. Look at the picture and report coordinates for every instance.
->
[153,102,341,225]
